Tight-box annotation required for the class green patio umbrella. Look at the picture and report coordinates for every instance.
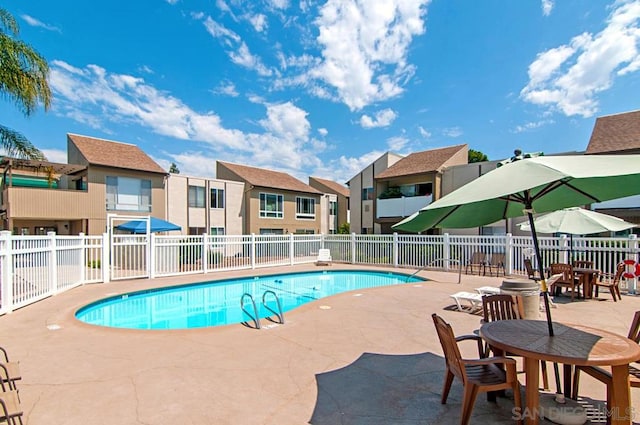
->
[393,153,640,335]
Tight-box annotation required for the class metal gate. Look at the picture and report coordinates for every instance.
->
[109,215,150,280]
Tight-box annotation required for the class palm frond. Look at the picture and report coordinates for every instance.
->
[0,125,46,160]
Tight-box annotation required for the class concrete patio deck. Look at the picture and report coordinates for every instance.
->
[1,264,639,424]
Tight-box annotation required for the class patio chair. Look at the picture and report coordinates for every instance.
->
[431,313,522,425]
[572,260,593,269]
[465,252,486,276]
[485,253,506,277]
[0,386,22,425]
[592,262,624,302]
[523,259,541,281]
[0,347,20,391]
[572,311,640,405]
[315,249,332,266]
[481,294,549,390]
[548,263,582,301]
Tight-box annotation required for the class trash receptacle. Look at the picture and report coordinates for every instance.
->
[500,278,540,319]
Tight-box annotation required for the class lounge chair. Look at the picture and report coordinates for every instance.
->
[315,249,332,266]
[450,291,483,312]
[465,252,486,275]
[485,253,506,277]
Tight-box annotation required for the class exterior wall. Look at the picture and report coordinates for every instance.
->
[246,187,322,234]
[166,174,244,235]
[87,166,166,235]
[308,178,350,233]
[348,152,402,234]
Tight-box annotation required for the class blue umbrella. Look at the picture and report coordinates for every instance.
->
[115,217,181,233]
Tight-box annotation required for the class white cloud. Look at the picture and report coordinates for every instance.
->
[442,127,463,138]
[318,128,328,136]
[418,126,431,138]
[309,0,429,111]
[359,108,397,128]
[212,81,239,97]
[267,0,290,10]
[21,14,61,32]
[41,148,67,163]
[48,61,325,173]
[541,0,554,16]
[248,13,268,32]
[511,119,555,133]
[521,0,640,117]
[166,0,179,4]
[387,136,408,151]
[201,17,273,76]
[138,65,154,74]
[317,150,385,184]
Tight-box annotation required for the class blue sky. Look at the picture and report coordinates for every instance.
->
[2,0,640,184]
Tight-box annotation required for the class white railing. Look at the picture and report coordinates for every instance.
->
[0,230,638,315]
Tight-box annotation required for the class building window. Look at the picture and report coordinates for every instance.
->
[210,227,225,235]
[106,176,152,212]
[400,183,432,197]
[362,187,373,201]
[296,197,315,219]
[188,227,206,235]
[329,201,338,215]
[188,186,205,208]
[294,229,315,234]
[210,188,225,209]
[259,193,284,218]
[260,228,284,235]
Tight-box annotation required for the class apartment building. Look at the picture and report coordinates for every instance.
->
[0,134,167,235]
[308,176,350,234]
[217,161,323,234]
[165,173,244,235]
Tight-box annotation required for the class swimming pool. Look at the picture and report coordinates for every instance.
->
[76,270,425,330]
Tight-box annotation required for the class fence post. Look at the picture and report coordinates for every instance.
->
[351,233,356,264]
[102,233,110,283]
[505,233,513,275]
[628,234,638,295]
[48,232,58,295]
[251,233,256,269]
[559,234,569,264]
[149,233,156,279]
[289,233,294,265]
[393,232,399,268]
[202,233,209,274]
[79,233,86,284]
[320,233,325,250]
[443,233,451,272]
[1,231,14,313]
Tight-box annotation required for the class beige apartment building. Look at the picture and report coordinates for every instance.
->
[0,134,167,235]
[165,173,244,235]
[308,176,350,234]
[217,161,323,235]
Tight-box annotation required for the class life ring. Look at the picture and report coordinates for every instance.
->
[623,259,640,279]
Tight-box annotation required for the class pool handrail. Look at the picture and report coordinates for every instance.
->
[262,290,285,325]
[240,293,261,329]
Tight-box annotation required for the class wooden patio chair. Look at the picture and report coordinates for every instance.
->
[572,311,640,405]
[485,253,506,277]
[431,313,522,425]
[548,263,582,301]
[592,262,624,302]
[0,372,22,425]
[465,252,486,276]
[523,258,541,281]
[572,260,593,269]
[0,347,21,391]
[481,294,549,390]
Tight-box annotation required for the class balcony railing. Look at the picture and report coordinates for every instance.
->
[376,195,433,218]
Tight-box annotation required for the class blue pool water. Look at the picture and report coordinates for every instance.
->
[76,270,424,330]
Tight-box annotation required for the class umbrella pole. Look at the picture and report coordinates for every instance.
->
[527,211,564,396]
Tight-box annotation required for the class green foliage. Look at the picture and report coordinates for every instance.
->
[468,149,488,163]
[0,7,50,159]
[169,162,180,174]
[337,223,350,234]
[378,186,403,199]
[88,260,101,269]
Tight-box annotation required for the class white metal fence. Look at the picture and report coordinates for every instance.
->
[0,231,638,315]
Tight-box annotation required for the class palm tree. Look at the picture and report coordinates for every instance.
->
[0,8,50,160]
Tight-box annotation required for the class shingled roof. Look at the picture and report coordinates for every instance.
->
[586,110,640,154]
[217,161,321,195]
[309,176,350,197]
[376,144,468,179]
[68,134,166,174]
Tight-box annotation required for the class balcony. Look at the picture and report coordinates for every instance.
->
[376,195,433,219]
[5,187,91,219]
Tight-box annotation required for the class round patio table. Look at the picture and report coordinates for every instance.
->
[480,320,640,425]
[573,267,600,298]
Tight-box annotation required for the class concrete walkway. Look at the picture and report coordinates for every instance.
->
[1,264,639,424]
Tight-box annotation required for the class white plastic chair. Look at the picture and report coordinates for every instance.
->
[316,249,332,266]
